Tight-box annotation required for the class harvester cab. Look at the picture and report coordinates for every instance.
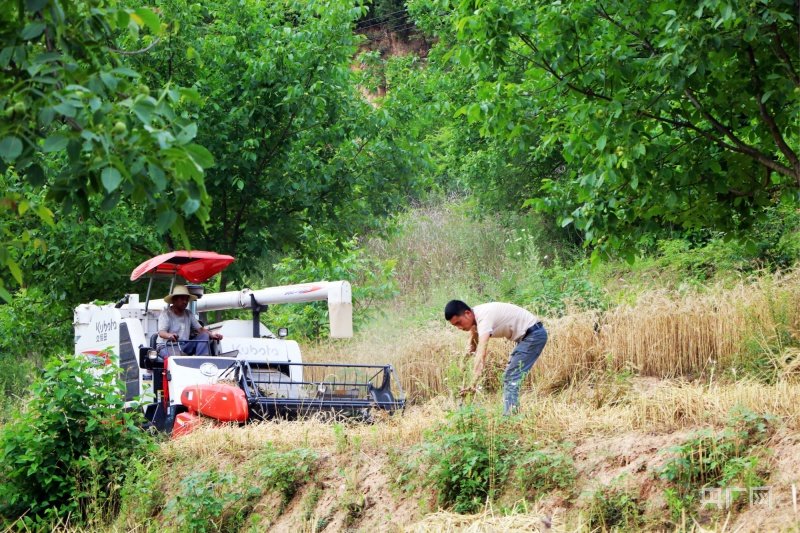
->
[73,251,404,435]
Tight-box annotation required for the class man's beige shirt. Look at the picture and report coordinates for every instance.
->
[473,302,539,342]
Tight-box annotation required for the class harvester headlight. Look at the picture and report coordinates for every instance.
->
[148,349,158,360]
[278,327,288,338]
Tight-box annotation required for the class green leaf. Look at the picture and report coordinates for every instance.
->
[7,259,23,284]
[35,205,54,226]
[42,134,68,152]
[156,209,177,232]
[176,124,197,144]
[101,167,122,192]
[149,164,167,191]
[0,136,23,161]
[185,143,215,168]
[53,101,76,117]
[21,22,46,40]
[132,98,156,124]
[26,164,45,186]
[133,8,161,34]
[25,0,48,11]
[112,66,140,78]
[100,72,118,90]
[0,281,12,303]
[182,197,201,215]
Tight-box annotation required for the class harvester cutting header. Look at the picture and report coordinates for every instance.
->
[74,251,404,436]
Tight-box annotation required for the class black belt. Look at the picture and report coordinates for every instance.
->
[524,322,544,336]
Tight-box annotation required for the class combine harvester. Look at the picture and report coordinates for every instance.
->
[74,251,404,436]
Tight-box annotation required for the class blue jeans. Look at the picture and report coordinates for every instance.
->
[158,331,211,356]
[503,326,547,415]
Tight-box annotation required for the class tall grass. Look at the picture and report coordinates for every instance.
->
[367,202,517,306]
[306,204,800,401]
[309,271,800,403]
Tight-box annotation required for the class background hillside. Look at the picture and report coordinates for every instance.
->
[1,0,799,531]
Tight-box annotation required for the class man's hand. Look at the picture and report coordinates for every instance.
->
[169,333,178,342]
[211,332,223,341]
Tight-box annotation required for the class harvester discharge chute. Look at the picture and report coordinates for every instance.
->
[74,251,405,436]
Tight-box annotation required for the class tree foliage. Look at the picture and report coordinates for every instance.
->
[409,0,800,254]
[131,0,427,287]
[0,0,215,300]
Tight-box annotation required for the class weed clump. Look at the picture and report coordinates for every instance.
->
[422,405,515,513]
[163,445,317,532]
[512,445,577,499]
[254,444,317,505]
[657,408,774,521]
[587,483,644,530]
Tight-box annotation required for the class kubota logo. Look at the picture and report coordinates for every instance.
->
[95,319,118,333]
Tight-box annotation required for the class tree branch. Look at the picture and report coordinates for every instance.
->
[769,23,800,87]
[684,87,795,180]
[595,4,656,54]
[108,37,162,56]
[746,44,800,185]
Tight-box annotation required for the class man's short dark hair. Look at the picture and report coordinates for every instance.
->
[444,300,471,320]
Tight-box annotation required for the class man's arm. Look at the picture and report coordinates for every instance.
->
[191,315,223,340]
[158,329,178,341]
[461,332,490,395]
[197,326,223,340]
[470,333,490,387]
[467,329,479,353]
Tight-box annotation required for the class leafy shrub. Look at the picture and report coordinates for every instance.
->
[422,405,515,513]
[0,354,155,527]
[658,408,774,520]
[0,288,73,419]
[587,484,644,530]
[115,457,165,529]
[513,445,577,498]
[255,444,318,504]
[164,469,247,533]
[656,238,749,281]
[498,241,607,317]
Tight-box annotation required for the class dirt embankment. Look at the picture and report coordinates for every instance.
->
[261,430,800,532]
[151,378,800,532]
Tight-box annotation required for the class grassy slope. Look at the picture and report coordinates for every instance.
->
[122,202,800,532]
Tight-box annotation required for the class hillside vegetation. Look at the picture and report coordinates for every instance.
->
[5,202,799,532]
[1,0,799,531]
[120,204,799,532]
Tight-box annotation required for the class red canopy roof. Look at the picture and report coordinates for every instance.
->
[130,251,235,283]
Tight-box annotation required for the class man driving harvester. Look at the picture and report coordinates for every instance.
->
[157,285,223,356]
[445,300,547,415]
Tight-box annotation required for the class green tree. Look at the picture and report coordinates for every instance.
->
[412,0,800,255]
[133,0,427,288]
[0,0,214,300]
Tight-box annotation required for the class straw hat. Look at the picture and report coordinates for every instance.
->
[164,284,198,304]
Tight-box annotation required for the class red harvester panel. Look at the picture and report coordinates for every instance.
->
[173,412,203,438]
[180,384,249,422]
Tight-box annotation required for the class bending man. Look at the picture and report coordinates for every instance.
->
[445,300,547,415]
